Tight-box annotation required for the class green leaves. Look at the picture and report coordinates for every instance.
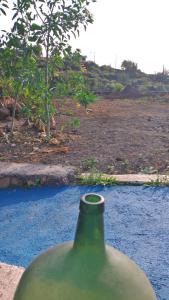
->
[31,23,42,31]
[75,89,96,109]
[9,0,96,55]
[121,60,138,74]
[28,36,38,42]
[0,0,8,15]
[0,0,97,136]
[0,7,6,15]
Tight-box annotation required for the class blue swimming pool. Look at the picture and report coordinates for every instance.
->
[0,185,168,300]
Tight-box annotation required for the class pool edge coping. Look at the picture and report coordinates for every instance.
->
[0,162,169,188]
[0,162,76,188]
[0,262,24,299]
[79,173,169,186]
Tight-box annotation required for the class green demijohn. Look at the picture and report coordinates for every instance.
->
[14,193,157,300]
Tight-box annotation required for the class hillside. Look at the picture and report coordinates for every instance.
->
[81,59,169,97]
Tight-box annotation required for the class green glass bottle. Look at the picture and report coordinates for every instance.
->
[14,193,157,300]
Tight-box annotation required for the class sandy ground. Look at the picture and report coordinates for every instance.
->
[0,263,24,300]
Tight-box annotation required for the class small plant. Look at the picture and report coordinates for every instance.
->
[107,165,115,173]
[64,110,74,116]
[0,156,5,160]
[60,117,80,134]
[77,172,117,186]
[119,159,130,171]
[68,118,80,130]
[75,90,96,111]
[26,177,41,187]
[146,175,169,186]
[140,166,158,174]
[107,81,124,92]
[145,178,161,186]
[82,156,98,171]
[34,177,41,186]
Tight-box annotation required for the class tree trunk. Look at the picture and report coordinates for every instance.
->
[11,96,18,135]
[45,42,50,139]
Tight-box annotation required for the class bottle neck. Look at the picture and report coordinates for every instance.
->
[73,210,105,250]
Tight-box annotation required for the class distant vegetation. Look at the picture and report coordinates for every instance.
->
[79,57,169,97]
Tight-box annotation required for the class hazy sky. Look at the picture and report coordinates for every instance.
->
[1,0,169,74]
[71,0,169,74]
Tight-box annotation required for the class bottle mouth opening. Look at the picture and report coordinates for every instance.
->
[81,193,104,205]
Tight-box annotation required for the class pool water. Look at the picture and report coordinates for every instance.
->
[0,185,169,300]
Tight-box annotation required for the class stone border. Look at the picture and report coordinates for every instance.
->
[113,174,169,184]
[0,162,76,188]
[0,162,169,188]
[0,262,24,300]
[80,173,169,185]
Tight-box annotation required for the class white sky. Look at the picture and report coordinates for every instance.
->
[1,0,169,74]
[71,0,169,74]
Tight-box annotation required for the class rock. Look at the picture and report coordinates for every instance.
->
[0,177,10,188]
[38,132,47,139]
[0,108,10,120]
[0,97,22,118]
[0,127,4,137]
[0,162,76,187]
[0,262,24,300]
[49,138,60,145]
[10,177,24,186]
[40,176,47,185]
[50,116,56,129]
[34,119,46,132]
[116,157,123,162]
[7,99,21,114]
[33,147,40,152]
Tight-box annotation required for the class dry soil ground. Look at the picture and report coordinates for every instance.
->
[1,97,169,174]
